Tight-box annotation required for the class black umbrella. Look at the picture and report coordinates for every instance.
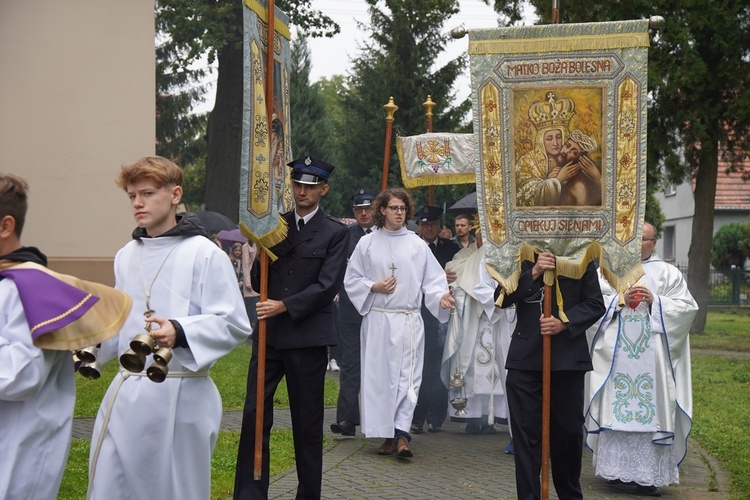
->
[448,191,477,215]
[191,210,237,233]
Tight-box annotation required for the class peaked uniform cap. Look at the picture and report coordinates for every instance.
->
[287,155,335,184]
[351,188,378,207]
[415,205,443,223]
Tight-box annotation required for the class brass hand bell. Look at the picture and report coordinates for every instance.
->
[78,359,102,380]
[120,323,156,374]
[147,347,172,383]
[75,345,102,380]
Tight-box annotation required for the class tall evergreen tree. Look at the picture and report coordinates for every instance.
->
[290,37,334,163]
[289,36,346,214]
[490,0,750,332]
[334,0,472,214]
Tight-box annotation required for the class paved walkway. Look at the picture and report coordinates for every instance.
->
[73,370,731,499]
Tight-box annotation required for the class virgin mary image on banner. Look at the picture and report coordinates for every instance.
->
[469,19,651,297]
[513,88,604,208]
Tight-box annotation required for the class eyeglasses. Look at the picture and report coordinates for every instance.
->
[642,238,656,242]
[387,205,407,213]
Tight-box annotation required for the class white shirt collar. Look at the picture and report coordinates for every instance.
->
[294,207,319,226]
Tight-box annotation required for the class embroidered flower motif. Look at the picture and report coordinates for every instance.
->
[253,172,269,203]
[255,116,268,147]
[485,100,497,113]
[620,111,635,138]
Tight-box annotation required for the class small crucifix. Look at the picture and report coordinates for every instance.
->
[143,304,154,332]
[389,260,397,277]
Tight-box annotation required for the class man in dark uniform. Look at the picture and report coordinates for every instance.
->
[331,187,378,437]
[234,156,350,500]
[411,206,459,434]
[495,252,604,500]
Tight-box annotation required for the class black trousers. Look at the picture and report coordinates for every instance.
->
[412,322,448,428]
[335,319,362,424]
[506,369,585,500]
[234,343,327,500]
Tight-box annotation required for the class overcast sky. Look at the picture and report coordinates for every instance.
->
[305,0,500,81]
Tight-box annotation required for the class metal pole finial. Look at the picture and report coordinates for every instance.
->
[451,26,467,39]
[423,95,435,119]
[384,96,398,123]
[649,16,665,29]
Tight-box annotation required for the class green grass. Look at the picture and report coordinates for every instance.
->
[59,428,300,500]
[693,309,750,352]
[64,341,338,498]
[691,355,750,498]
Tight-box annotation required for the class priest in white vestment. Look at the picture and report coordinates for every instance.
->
[344,188,453,459]
[87,157,252,500]
[442,233,516,436]
[585,222,697,496]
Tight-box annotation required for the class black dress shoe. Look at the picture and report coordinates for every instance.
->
[427,424,442,433]
[330,420,356,436]
[636,485,661,497]
[410,424,423,434]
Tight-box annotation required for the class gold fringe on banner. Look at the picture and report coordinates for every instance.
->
[399,170,475,189]
[489,241,644,321]
[469,33,649,55]
[240,215,288,262]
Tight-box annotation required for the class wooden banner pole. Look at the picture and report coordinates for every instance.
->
[541,6,559,497]
[253,0,276,481]
[381,97,398,191]
[541,281,552,499]
[423,95,435,205]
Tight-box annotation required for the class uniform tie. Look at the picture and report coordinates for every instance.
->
[298,219,305,231]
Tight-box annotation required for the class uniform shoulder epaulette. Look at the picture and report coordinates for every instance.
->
[326,214,347,226]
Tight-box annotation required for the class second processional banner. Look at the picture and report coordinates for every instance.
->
[470,20,650,299]
[396,133,476,188]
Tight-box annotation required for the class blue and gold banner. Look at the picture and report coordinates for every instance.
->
[239,0,293,259]
[470,20,650,304]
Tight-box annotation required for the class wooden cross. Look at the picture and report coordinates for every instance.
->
[390,260,397,277]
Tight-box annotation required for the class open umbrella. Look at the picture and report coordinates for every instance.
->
[217,228,248,248]
[448,191,477,215]
[191,210,237,233]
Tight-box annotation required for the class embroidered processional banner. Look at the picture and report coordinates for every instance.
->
[396,133,476,188]
[469,20,649,304]
[239,0,294,259]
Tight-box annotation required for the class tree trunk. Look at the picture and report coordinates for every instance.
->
[204,5,243,222]
[687,143,719,333]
